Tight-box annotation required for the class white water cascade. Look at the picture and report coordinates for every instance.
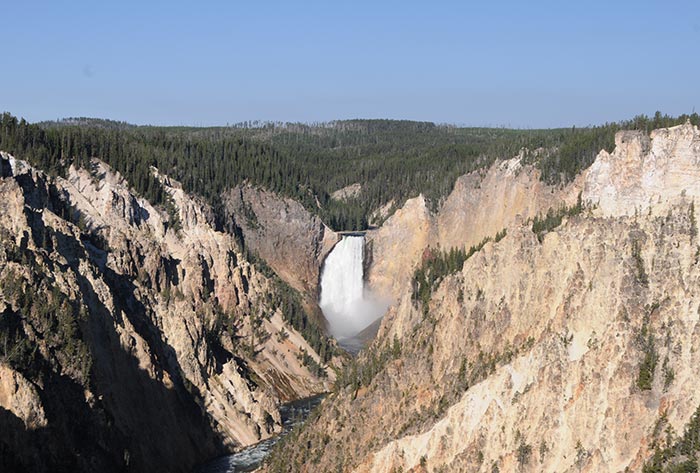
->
[319,235,386,342]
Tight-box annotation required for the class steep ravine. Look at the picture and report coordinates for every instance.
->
[4,123,700,472]
[0,153,334,472]
[264,122,700,472]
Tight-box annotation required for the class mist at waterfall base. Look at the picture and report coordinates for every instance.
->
[319,236,388,348]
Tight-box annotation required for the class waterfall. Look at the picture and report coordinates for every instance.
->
[319,235,385,341]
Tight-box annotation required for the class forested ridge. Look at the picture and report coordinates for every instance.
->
[2,111,699,231]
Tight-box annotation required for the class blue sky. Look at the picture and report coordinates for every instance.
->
[2,0,699,127]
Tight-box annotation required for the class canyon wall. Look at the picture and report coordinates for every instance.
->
[0,154,332,472]
[366,152,582,301]
[222,184,337,298]
[268,122,700,472]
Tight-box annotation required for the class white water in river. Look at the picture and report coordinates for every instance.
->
[195,395,325,473]
[319,235,386,340]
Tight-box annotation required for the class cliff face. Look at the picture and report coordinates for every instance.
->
[357,210,699,472]
[584,122,700,216]
[268,123,700,472]
[365,196,435,298]
[366,153,578,301]
[368,122,700,304]
[222,184,337,303]
[0,154,332,472]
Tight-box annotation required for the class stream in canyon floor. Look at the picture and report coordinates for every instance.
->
[196,235,382,472]
[194,394,325,473]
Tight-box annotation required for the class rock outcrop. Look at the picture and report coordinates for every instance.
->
[366,154,578,300]
[583,121,700,216]
[331,183,362,201]
[0,364,47,430]
[365,195,435,298]
[0,153,332,472]
[222,184,337,302]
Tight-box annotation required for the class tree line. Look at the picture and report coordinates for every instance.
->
[3,111,698,232]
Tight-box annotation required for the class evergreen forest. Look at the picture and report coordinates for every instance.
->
[1,111,698,231]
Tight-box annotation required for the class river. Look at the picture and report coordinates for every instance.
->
[194,394,325,473]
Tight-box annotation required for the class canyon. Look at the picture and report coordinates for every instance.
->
[2,121,700,472]
[264,121,700,472]
[0,153,335,472]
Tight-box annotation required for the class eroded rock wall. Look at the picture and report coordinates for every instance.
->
[268,123,700,472]
[0,154,332,472]
[222,184,337,300]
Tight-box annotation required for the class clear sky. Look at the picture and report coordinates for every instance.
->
[2,0,699,127]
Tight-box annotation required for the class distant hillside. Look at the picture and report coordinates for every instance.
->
[37,117,137,130]
[3,111,699,231]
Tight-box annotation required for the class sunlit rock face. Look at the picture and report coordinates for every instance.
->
[267,124,700,473]
[583,122,700,217]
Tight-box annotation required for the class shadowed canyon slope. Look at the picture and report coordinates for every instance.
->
[264,122,700,472]
[0,154,334,472]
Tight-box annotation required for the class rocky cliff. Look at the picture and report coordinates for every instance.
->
[222,184,337,309]
[266,122,700,472]
[0,153,333,472]
[583,123,700,216]
[366,151,581,300]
